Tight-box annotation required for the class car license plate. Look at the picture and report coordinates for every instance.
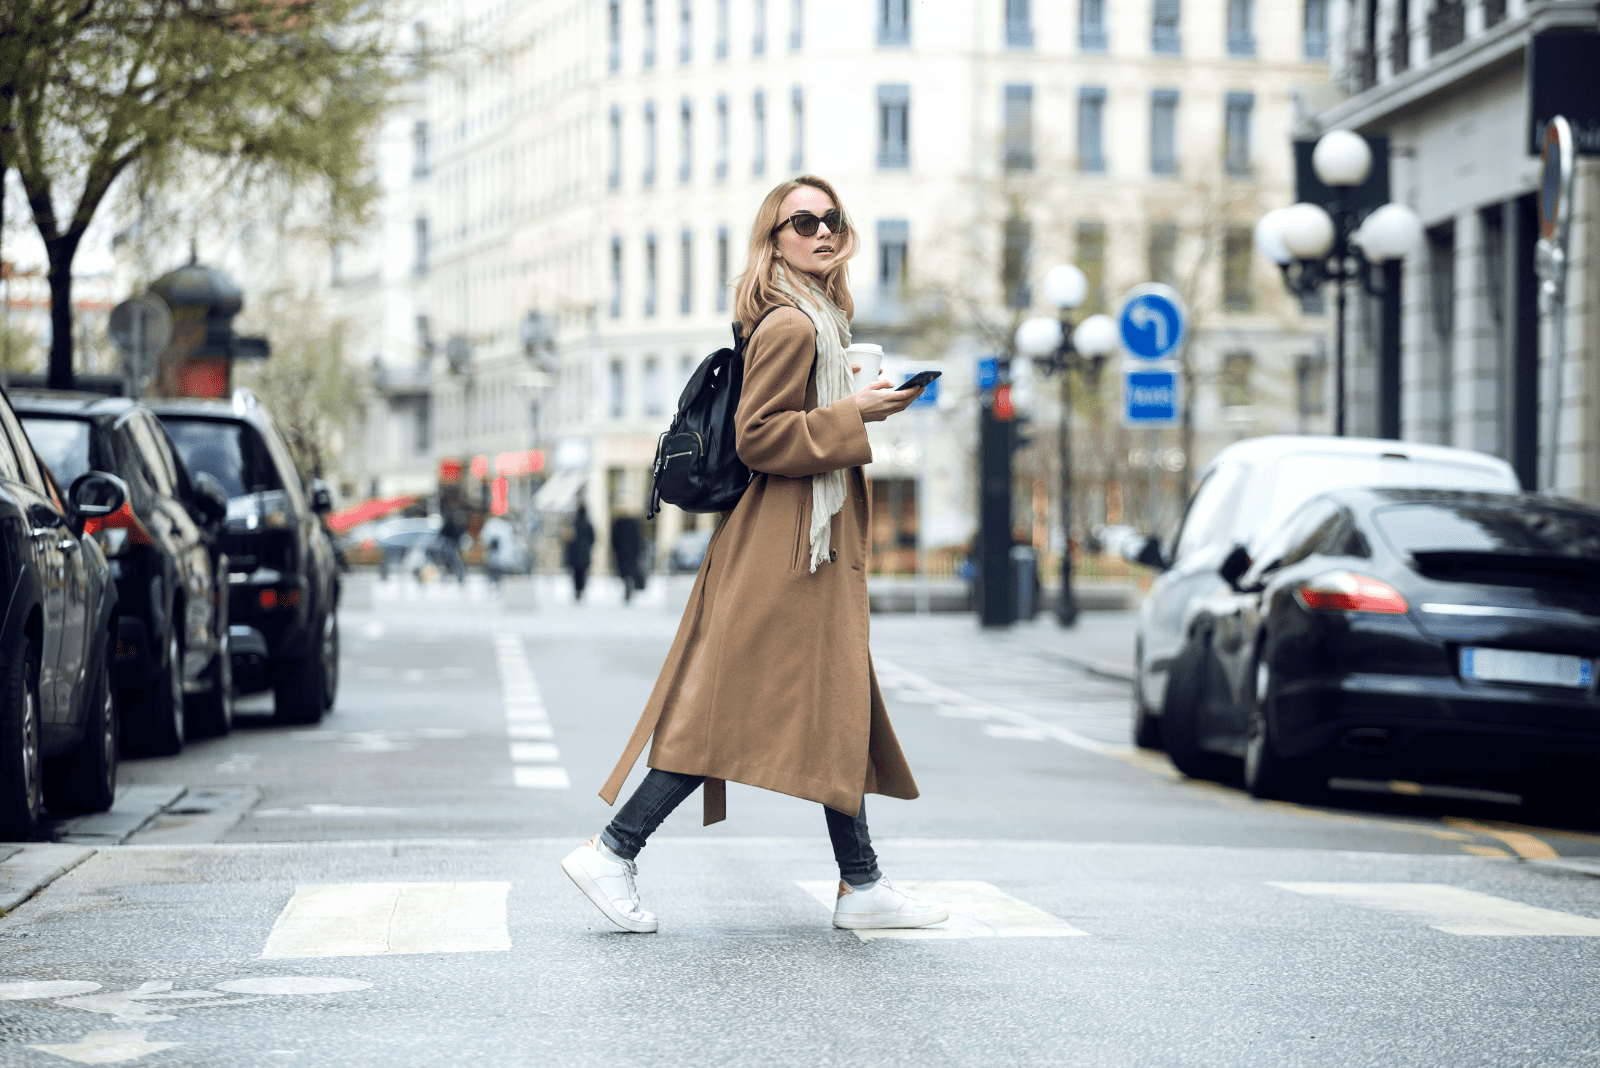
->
[1460,647,1594,689]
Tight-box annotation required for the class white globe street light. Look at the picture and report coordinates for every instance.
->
[1253,207,1293,266]
[1014,316,1064,358]
[1312,129,1373,187]
[1280,203,1337,260]
[1353,202,1424,262]
[1043,264,1089,310]
[1070,314,1119,358]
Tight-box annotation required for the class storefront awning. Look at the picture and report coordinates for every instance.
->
[532,471,586,512]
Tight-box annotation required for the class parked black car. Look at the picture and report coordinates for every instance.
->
[0,386,128,839]
[1162,487,1600,821]
[148,390,340,724]
[14,392,232,754]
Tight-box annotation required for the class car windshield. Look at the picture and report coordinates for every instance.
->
[20,417,92,488]
[1373,503,1600,560]
[161,418,282,499]
[1237,454,1516,546]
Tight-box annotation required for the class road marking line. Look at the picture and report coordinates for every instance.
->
[261,882,511,958]
[1460,844,1512,857]
[513,766,572,789]
[1269,883,1600,936]
[27,1029,180,1063]
[796,880,1090,941]
[507,723,553,740]
[1442,818,1561,859]
[509,742,560,763]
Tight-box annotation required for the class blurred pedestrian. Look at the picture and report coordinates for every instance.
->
[564,502,594,602]
[562,176,946,934]
[437,506,467,583]
[481,514,515,587]
[610,513,643,603]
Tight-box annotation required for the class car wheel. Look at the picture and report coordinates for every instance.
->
[0,639,44,840]
[1243,654,1323,803]
[132,627,186,756]
[45,633,118,815]
[273,616,327,725]
[1161,640,1222,781]
[1131,641,1163,750]
[319,613,339,711]
[185,631,234,738]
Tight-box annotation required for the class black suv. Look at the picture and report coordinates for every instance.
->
[148,391,340,723]
[14,392,232,754]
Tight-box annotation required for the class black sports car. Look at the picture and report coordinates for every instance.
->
[1161,488,1600,820]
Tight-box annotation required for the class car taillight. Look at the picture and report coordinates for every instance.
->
[1294,571,1408,614]
[83,502,154,547]
[258,588,302,609]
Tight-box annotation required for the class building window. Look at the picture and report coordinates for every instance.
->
[1428,222,1455,342]
[877,84,910,169]
[1219,351,1254,407]
[643,0,657,67]
[1303,0,1328,58]
[1295,352,1327,416]
[1080,0,1107,50]
[1077,87,1106,173]
[412,120,430,178]
[645,233,658,316]
[1003,84,1034,172]
[643,102,657,186]
[1483,0,1506,29]
[1391,0,1410,74]
[716,0,729,58]
[679,98,693,183]
[1428,0,1464,56]
[608,107,622,189]
[1006,0,1032,47]
[416,314,435,358]
[608,0,621,72]
[610,237,623,318]
[1152,0,1180,54]
[879,0,909,45]
[1227,0,1254,56]
[752,90,766,176]
[1150,89,1178,175]
[412,396,432,453]
[1147,223,1177,287]
[610,360,626,418]
[644,358,663,416]
[789,0,802,50]
[878,219,909,302]
[1223,226,1254,310]
[752,0,765,55]
[413,216,429,275]
[716,226,730,312]
[1077,221,1107,313]
[1224,92,1253,176]
[679,0,693,63]
[1002,215,1032,310]
[680,229,693,314]
[790,86,804,171]
[715,94,729,180]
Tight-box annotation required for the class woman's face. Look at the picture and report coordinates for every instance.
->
[772,186,842,279]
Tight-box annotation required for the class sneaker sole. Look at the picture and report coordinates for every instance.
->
[832,908,950,930]
[560,855,659,933]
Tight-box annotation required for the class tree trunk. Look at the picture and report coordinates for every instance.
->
[46,233,80,390]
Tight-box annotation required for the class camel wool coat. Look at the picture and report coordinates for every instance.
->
[600,305,920,823]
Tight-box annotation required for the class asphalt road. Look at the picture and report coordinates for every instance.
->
[2,574,1598,1068]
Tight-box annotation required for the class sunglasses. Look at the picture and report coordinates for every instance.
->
[773,209,847,238]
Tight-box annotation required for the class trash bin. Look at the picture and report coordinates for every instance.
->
[1011,545,1039,620]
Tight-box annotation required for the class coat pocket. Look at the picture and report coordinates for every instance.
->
[791,489,811,571]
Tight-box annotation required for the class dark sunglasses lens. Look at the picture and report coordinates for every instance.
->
[823,210,845,233]
[792,214,820,237]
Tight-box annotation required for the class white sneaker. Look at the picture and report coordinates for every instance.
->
[830,877,949,930]
[560,835,659,933]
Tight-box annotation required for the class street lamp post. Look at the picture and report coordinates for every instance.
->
[1254,130,1422,437]
[1015,265,1119,628]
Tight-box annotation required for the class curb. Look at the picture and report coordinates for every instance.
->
[0,844,96,914]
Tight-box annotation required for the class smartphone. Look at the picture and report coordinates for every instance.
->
[897,370,942,391]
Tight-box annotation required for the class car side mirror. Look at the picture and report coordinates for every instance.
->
[190,471,229,525]
[1123,533,1168,572]
[1218,544,1252,591]
[309,479,334,515]
[69,471,129,529]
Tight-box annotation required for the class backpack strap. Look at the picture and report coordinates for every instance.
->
[731,304,792,355]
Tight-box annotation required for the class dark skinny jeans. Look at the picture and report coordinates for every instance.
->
[601,768,882,886]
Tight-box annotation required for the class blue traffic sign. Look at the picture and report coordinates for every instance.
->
[1118,284,1188,361]
[977,357,1000,390]
[1123,364,1180,427]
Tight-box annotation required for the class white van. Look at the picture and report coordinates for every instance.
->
[1124,436,1520,748]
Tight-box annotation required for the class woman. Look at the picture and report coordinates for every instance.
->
[561,176,946,934]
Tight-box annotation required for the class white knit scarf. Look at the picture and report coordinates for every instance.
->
[773,267,853,572]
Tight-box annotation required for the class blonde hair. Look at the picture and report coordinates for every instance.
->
[733,175,858,326]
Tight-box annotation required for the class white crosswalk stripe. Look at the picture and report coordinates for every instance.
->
[494,634,568,789]
[261,882,511,958]
[1270,882,1600,936]
[797,881,1090,941]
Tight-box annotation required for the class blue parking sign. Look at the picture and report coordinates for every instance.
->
[977,357,1000,390]
[1124,364,1180,427]
[1118,284,1187,361]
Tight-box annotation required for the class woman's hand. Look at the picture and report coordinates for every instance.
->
[853,378,923,423]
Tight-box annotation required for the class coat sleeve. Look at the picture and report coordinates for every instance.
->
[735,308,873,479]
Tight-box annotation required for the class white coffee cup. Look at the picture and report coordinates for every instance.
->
[845,343,884,387]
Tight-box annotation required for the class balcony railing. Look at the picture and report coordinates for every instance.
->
[1483,0,1506,28]
[1428,0,1465,56]
[1390,24,1410,74]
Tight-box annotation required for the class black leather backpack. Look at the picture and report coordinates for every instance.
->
[647,306,787,520]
